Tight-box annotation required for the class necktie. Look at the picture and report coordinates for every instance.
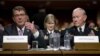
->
[19,29,23,35]
[79,28,83,35]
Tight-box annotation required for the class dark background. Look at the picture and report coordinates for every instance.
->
[0,0,99,27]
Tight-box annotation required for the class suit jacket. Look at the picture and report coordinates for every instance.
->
[61,24,96,48]
[3,24,43,48]
[3,24,34,47]
[38,29,60,48]
[68,25,95,36]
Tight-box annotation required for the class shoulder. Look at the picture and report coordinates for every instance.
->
[39,29,46,34]
[4,24,15,31]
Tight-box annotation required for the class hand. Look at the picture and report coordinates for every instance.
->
[25,21,37,33]
[28,44,31,49]
[88,30,95,36]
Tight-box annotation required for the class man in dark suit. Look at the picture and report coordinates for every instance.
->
[3,6,44,48]
[69,7,95,36]
[61,7,96,48]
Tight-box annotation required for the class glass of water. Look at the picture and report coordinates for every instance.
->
[49,32,60,50]
[32,41,38,49]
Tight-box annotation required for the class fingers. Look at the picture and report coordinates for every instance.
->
[25,21,34,26]
[32,21,34,24]
[25,22,35,31]
[88,30,95,36]
[25,21,37,33]
[25,22,32,29]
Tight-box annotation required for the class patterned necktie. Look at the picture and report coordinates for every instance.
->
[19,29,23,36]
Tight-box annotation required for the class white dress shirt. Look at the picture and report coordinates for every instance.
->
[17,26,39,38]
[17,26,25,35]
[77,23,86,32]
[47,29,54,34]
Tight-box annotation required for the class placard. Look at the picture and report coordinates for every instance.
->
[3,36,28,43]
[74,36,99,43]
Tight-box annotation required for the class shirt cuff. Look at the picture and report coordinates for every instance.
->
[33,31,39,38]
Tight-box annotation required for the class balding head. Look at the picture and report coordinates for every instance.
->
[72,7,86,16]
[72,7,87,27]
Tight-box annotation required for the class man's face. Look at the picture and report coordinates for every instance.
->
[72,10,87,27]
[46,21,55,31]
[13,10,28,27]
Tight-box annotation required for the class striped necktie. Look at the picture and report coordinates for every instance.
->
[19,29,23,35]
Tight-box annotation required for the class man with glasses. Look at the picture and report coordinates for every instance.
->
[3,6,45,48]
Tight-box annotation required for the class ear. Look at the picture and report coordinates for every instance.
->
[12,17,15,22]
[83,15,87,21]
[26,15,29,22]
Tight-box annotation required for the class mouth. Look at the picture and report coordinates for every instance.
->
[73,22,76,24]
[17,21,23,24]
[74,21,77,24]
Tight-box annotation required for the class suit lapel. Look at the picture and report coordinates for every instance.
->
[74,27,80,35]
[84,25,91,35]
[12,25,18,35]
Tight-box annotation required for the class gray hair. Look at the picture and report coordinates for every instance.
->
[73,7,86,15]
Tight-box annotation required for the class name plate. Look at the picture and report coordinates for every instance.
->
[3,36,28,43]
[74,36,99,43]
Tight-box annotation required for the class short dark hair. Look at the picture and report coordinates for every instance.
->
[12,6,27,15]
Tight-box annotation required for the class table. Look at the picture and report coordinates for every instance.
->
[0,50,100,56]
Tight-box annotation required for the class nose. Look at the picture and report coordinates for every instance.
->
[18,18,21,20]
[73,18,77,23]
[18,16,22,20]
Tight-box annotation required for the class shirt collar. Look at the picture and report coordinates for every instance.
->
[47,29,54,34]
[77,23,85,32]
[17,26,25,32]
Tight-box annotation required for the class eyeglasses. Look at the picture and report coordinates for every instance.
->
[14,14,26,17]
